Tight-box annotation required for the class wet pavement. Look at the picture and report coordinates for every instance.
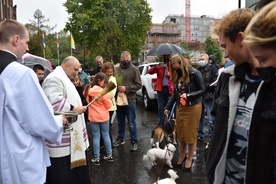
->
[86,100,209,184]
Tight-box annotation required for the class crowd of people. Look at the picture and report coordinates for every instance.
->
[0,1,276,183]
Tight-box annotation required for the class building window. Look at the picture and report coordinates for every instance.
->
[170,18,176,23]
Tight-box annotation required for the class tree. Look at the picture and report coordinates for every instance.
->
[25,9,57,58]
[64,0,152,64]
[204,36,223,65]
[25,9,90,66]
[47,31,68,66]
[181,42,193,60]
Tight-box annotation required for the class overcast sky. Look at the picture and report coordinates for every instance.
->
[14,0,245,33]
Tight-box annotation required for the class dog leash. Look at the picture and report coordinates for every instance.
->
[155,103,177,183]
[158,102,177,146]
[156,143,171,183]
[167,101,176,119]
[164,101,177,128]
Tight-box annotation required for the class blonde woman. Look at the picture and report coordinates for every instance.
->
[164,54,204,171]
[242,2,276,183]
[101,62,117,144]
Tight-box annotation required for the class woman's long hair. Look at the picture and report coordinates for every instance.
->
[83,72,108,102]
[169,54,191,84]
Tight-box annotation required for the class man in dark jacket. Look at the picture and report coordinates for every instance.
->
[197,53,218,140]
[204,8,265,184]
[90,55,103,75]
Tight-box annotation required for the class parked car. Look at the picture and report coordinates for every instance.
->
[136,62,158,110]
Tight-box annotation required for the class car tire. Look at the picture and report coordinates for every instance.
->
[143,89,152,110]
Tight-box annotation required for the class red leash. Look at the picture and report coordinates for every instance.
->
[156,142,171,183]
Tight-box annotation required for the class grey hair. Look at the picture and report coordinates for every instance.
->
[121,51,131,57]
[200,53,209,60]
[95,55,103,61]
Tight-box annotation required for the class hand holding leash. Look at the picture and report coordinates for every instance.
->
[164,109,170,116]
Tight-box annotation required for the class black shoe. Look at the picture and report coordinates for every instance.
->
[113,139,125,147]
[183,160,193,172]
[130,141,138,151]
[103,155,114,163]
[173,155,187,168]
[91,158,100,166]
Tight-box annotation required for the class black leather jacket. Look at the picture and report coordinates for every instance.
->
[197,63,219,100]
[165,68,205,110]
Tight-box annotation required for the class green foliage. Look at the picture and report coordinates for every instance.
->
[25,9,92,68]
[64,0,152,63]
[204,36,223,64]
[181,42,193,60]
[25,9,69,63]
[154,55,164,63]
[114,72,123,86]
[25,1,152,70]
[25,9,56,58]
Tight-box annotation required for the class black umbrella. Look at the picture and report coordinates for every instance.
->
[147,43,187,56]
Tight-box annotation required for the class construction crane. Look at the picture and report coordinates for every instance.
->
[185,0,191,42]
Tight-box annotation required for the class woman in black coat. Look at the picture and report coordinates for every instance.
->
[164,54,205,171]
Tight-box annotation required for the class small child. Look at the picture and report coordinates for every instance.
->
[72,75,89,123]
[33,64,45,86]
[86,72,113,165]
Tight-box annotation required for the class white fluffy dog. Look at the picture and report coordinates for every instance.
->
[143,143,176,168]
[153,169,179,184]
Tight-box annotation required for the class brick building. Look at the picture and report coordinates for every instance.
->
[0,0,16,21]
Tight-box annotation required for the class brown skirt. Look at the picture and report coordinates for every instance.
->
[175,102,202,144]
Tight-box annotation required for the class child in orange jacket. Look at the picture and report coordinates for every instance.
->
[85,72,113,165]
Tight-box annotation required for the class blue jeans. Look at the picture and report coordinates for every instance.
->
[157,87,170,125]
[116,102,137,142]
[198,99,214,138]
[90,120,112,158]
[198,106,205,139]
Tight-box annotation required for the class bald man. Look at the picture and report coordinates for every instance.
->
[43,56,91,184]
